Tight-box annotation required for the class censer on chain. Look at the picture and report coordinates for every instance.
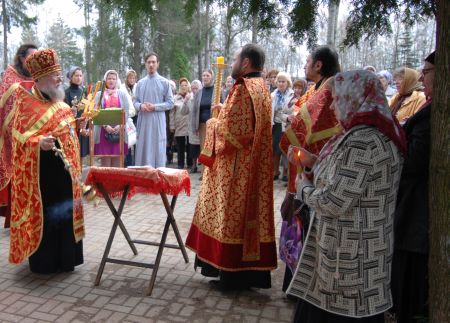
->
[52,146,97,202]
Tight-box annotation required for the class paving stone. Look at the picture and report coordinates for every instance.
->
[0,178,294,322]
[28,311,59,321]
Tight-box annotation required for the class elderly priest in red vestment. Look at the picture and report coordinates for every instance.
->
[4,48,85,273]
[186,43,277,290]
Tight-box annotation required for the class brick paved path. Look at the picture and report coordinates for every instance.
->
[0,171,295,322]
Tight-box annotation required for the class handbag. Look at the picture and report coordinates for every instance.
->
[279,192,311,274]
[126,118,136,147]
[105,132,120,143]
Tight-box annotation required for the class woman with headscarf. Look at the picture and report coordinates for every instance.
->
[377,70,397,100]
[64,66,89,158]
[191,70,222,177]
[287,70,405,322]
[389,67,426,124]
[170,78,192,169]
[182,80,202,173]
[93,70,130,167]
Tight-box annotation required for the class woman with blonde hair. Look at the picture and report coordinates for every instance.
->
[389,67,426,124]
[272,71,294,180]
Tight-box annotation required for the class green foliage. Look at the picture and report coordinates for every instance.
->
[45,17,83,74]
[102,0,156,26]
[172,48,191,80]
[0,0,44,32]
[284,0,436,48]
[21,26,41,47]
[153,0,198,78]
[90,2,123,80]
[288,0,320,49]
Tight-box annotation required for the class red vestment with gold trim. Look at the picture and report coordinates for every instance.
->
[279,79,342,193]
[186,76,277,271]
[9,83,84,264]
[0,66,33,228]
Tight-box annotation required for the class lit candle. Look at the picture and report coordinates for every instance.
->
[297,150,301,158]
[216,56,224,64]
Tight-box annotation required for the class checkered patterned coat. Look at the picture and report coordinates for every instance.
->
[288,125,403,318]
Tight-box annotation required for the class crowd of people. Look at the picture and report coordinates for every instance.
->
[0,42,435,323]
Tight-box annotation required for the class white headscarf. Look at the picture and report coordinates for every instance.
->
[103,69,122,90]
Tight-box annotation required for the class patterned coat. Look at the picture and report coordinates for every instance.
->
[288,125,403,318]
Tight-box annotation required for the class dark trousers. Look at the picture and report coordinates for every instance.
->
[391,249,429,323]
[176,136,192,169]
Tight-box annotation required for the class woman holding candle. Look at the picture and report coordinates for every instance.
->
[93,70,130,167]
[287,70,405,322]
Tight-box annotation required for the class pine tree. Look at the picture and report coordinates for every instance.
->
[21,26,41,47]
[45,16,83,74]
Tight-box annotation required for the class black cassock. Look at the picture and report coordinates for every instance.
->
[28,145,83,274]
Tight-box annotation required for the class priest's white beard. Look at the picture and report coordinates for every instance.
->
[41,84,65,102]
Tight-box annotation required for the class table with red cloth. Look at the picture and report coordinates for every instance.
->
[84,166,191,295]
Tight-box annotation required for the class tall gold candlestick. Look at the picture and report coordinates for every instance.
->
[212,56,227,118]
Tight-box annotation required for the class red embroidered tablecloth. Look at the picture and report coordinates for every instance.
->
[85,166,191,199]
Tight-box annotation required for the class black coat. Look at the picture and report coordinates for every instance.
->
[394,102,430,255]
[64,84,89,157]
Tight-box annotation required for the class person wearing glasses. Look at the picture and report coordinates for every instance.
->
[5,48,86,273]
[391,51,435,323]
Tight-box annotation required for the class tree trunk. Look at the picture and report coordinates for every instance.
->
[197,0,202,79]
[204,0,210,69]
[130,20,142,75]
[83,0,92,83]
[251,11,258,43]
[223,2,232,63]
[326,0,340,46]
[428,0,450,322]
[392,18,401,70]
[2,0,8,69]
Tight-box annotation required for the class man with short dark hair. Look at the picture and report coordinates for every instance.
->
[133,52,174,167]
[278,45,342,291]
[0,43,37,228]
[186,43,277,290]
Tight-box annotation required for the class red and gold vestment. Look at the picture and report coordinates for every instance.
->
[186,76,277,271]
[8,83,84,264]
[0,66,33,227]
[279,78,342,193]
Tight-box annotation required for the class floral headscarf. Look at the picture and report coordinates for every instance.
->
[333,70,406,155]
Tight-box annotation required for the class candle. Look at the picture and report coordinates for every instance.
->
[297,150,301,158]
[216,56,224,64]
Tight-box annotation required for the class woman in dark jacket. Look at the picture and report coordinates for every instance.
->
[391,52,434,323]
[64,66,89,158]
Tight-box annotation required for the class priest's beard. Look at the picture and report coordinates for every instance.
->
[41,84,66,102]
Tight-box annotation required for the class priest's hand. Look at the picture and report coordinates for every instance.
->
[40,134,56,151]
[212,103,222,113]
